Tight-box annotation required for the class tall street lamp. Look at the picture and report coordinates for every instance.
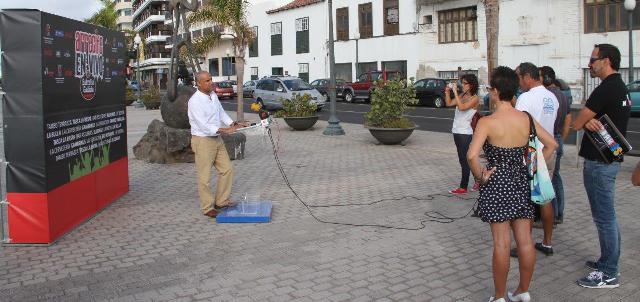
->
[354,32,360,77]
[133,33,143,108]
[625,0,636,83]
[225,48,231,81]
[323,0,345,136]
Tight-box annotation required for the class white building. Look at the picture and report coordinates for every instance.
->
[132,0,172,88]
[115,0,133,31]
[240,0,639,102]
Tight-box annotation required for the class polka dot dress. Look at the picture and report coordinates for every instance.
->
[477,142,534,223]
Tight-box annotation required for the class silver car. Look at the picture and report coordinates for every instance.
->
[243,80,257,97]
[253,77,326,111]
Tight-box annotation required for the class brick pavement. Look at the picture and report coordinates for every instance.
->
[1,106,639,302]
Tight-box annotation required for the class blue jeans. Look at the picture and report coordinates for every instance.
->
[551,134,564,219]
[583,159,621,277]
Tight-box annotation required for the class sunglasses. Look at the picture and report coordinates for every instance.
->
[589,57,604,64]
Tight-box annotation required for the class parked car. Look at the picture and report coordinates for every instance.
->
[213,81,235,99]
[253,76,325,111]
[628,80,640,115]
[343,70,403,103]
[221,80,238,93]
[413,78,448,108]
[243,80,257,97]
[310,78,347,102]
[127,79,140,91]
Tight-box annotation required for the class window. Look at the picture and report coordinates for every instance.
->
[382,60,406,79]
[335,63,352,82]
[296,17,309,54]
[272,67,283,76]
[124,9,132,16]
[584,0,640,33]
[222,57,236,76]
[384,0,399,36]
[298,63,309,83]
[438,69,478,80]
[359,3,373,39]
[249,26,259,57]
[336,7,349,41]
[271,22,282,56]
[251,67,258,80]
[438,6,478,43]
[209,58,219,76]
[357,62,377,77]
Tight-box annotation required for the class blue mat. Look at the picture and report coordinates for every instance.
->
[216,201,273,223]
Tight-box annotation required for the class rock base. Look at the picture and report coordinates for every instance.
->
[133,119,246,164]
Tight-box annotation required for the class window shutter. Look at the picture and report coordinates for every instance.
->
[336,7,349,41]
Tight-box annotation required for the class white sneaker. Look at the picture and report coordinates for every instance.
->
[488,297,506,302]
[508,291,531,302]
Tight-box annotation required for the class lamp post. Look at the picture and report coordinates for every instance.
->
[323,0,345,136]
[133,33,143,108]
[225,48,231,81]
[354,32,360,78]
[625,0,636,83]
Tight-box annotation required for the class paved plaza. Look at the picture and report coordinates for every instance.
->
[1,107,639,302]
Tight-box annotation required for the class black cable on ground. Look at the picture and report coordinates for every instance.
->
[266,128,478,230]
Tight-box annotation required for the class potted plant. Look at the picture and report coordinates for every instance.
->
[275,93,319,130]
[141,86,161,110]
[125,87,137,106]
[364,78,418,145]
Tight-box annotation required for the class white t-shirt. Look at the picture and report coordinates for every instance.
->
[515,85,558,135]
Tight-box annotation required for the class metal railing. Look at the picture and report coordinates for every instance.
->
[0,159,9,244]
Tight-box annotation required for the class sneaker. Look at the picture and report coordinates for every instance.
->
[555,216,564,224]
[585,260,599,270]
[534,242,554,256]
[508,291,531,302]
[471,182,480,191]
[577,270,619,289]
[449,188,468,194]
[488,297,506,302]
[510,247,518,258]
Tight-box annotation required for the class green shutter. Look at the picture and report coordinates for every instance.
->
[296,30,309,54]
[271,34,282,55]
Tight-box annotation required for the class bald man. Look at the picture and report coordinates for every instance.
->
[188,71,243,218]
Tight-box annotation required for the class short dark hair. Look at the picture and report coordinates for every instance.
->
[595,43,621,71]
[460,74,479,96]
[490,66,519,102]
[516,62,540,80]
[539,66,556,87]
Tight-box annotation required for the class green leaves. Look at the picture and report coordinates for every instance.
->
[365,79,417,128]
[274,94,318,118]
[85,0,118,29]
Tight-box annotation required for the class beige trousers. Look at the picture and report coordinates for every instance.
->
[191,136,234,213]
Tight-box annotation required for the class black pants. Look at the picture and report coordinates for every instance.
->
[453,133,473,189]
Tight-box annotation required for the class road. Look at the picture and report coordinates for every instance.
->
[220,97,640,154]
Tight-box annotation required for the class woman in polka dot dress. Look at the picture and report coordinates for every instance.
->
[467,66,557,302]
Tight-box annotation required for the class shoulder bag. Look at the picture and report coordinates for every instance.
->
[524,111,555,205]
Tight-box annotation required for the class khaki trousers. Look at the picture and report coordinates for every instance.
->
[191,136,234,213]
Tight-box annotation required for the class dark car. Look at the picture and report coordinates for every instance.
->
[343,70,403,103]
[413,78,450,108]
[627,80,640,115]
[310,78,347,102]
[213,81,235,99]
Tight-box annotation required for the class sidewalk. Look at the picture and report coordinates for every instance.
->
[1,106,639,302]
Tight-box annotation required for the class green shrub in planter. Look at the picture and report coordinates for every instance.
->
[125,87,137,106]
[274,93,318,118]
[364,79,417,128]
[141,87,161,110]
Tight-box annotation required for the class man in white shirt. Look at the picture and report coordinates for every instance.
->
[188,71,244,218]
[513,62,559,257]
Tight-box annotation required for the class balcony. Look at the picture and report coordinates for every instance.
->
[132,0,166,20]
[145,29,172,43]
[134,9,168,32]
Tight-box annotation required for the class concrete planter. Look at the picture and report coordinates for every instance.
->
[366,126,416,145]
[283,116,319,131]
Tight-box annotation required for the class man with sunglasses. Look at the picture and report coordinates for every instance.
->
[573,44,631,289]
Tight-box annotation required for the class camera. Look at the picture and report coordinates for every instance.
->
[447,82,455,89]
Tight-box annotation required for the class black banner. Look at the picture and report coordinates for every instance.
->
[1,10,127,192]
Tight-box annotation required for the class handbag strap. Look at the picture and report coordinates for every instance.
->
[524,111,537,141]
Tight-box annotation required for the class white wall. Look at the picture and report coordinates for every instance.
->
[244,0,329,82]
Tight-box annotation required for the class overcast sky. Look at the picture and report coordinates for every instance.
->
[0,0,103,21]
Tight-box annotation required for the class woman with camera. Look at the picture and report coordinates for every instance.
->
[445,74,480,194]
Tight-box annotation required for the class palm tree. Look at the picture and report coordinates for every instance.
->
[188,0,254,122]
[482,0,499,111]
[85,0,118,30]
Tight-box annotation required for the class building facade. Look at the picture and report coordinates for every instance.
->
[132,0,172,88]
[240,0,639,102]
[115,0,134,31]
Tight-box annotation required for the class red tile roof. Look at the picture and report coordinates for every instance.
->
[266,0,325,14]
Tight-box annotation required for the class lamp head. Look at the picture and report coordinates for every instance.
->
[226,48,230,56]
[624,0,636,11]
[134,33,142,45]
[354,32,360,40]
